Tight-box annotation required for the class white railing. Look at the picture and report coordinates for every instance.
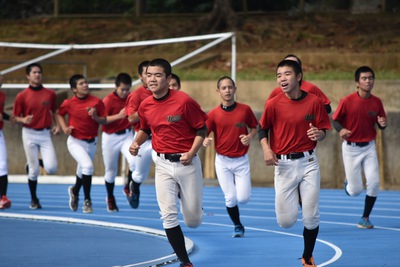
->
[0,32,236,89]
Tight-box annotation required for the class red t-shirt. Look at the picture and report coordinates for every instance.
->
[268,80,331,106]
[260,92,331,155]
[13,86,57,129]
[102,92,131,134]
[0,91,5,129]
[206,102,258,157]
[125,86,153,131]
[58,94,106,140]
[138,89,208,153]
[332,92,386,142]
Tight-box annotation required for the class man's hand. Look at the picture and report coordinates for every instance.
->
[377,116,387,128]
[307,123,325,141]
[129,142,140,156]
[22,115,34,124]
[263,148,278,166]
[51,125,61,135]
[339,128,352,140]
[239,134,251,146]
[180,152,194,166]
[203,137,213,147]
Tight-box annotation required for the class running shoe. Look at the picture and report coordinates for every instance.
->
[29,198,42,209]
[301,256,317,267]
[128,181,140,209]
[358,217,374,229]
[68,186,79,212]
[232,224,245,238]
[106,196,119,212]
[83,199,93,213]
[0,195,11,209]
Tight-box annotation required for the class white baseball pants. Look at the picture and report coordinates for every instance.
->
[101,130,135,183]
[155,155,203,229]
[67,135,97,177]
[215,153,251,207]
[342,141,380,197]
[22,127,57,180]
[274,152,320,230]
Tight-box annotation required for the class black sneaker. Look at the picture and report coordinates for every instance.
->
[29,199,42,209]
[68,186,79,212]
[106,196,119,212]
[128,181,140,209]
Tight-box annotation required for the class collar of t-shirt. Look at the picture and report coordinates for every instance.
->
[220,101,237,112]
[29,85,43,91]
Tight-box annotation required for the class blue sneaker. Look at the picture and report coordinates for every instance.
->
[344,179,350,196]
[232,225,245,238]
[358,217,374,229]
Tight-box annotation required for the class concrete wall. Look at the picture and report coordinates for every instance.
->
[3,80,400,189]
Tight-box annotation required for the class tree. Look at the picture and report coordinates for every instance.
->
[197,0,239,34]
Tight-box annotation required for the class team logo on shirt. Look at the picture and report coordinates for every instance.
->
[305,114,316,121]
[166,115,182,123]
[42,100,50,106]
[235,122,245,128]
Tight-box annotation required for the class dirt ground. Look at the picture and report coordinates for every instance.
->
[0,13,400,81]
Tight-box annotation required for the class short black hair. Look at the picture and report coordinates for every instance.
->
[69,74,86,89]
[138,60,150,75]
[171,73,181,88]
[355,66,375,82]
[284,54,302,67]
[115,72,132,87]
[276,60,303,86]
[217,76,236,89]
[26,63,43,75]
[147,58,172,77]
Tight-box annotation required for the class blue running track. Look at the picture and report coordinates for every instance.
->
[1,178,399,267]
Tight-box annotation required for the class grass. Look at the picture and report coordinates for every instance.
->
[175,67,400,81]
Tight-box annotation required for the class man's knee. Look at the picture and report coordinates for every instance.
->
[277,215,297,229]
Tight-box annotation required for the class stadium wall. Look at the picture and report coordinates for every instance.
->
[3,80,400,189]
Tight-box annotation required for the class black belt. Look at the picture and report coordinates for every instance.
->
[157,153,182,162]
[346,141,369,147]
[115,129,130,135]
[276,150,313,160]
[81,138,96,143]
[156,152,197,162]
[32,127,50,131]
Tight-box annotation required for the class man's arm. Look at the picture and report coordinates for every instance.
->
[181,124,207,165]
[127,112,140,124]
[258,125,277,166]
[129,129,150,156]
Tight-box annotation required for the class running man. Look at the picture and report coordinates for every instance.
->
[58,74,107,213]
[331,66,387,229]
[203,76,258,237]
[125,60,153,209]
[13,63,59,209]
[101,73,135,212]
[129,58,207,267]
[259,60,331,267]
